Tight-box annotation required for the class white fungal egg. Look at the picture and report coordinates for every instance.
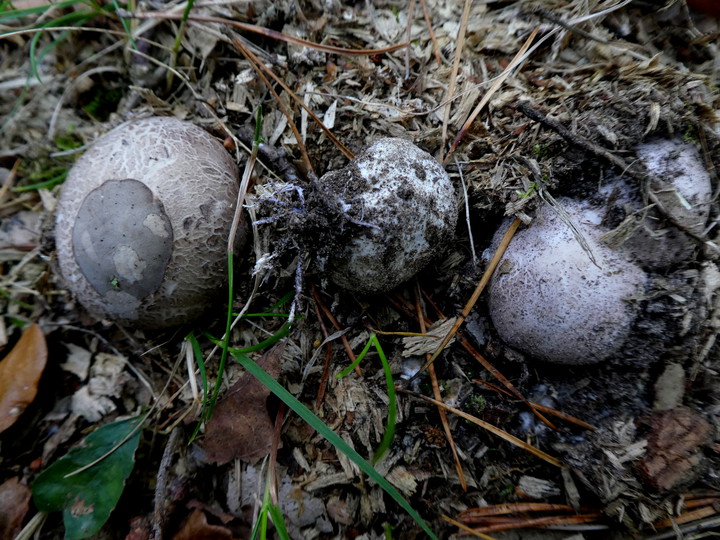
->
[316,138,457,293]
[622,138,712,269]
[55,117,240,328]
[488,199,647,365]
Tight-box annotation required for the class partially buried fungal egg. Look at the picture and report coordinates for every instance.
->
[488,199,647,365]
[315,138,457,293]
[55,116,241,328]
[618,138,712,269]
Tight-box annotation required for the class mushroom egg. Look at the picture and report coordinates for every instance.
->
[488,199,647,365]
[55,116,241,328]
[316,138,457,293]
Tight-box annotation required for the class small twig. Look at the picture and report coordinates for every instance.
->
[403,218,521,385]
[415,284,467,491]
[445,28,540,163]
[403,0,415,80]
[388,292,557,430]
[268,403,286,506]
[0,159,20,205]
[456,155,477,265]
[398,388,562,467]
[230,36,315,175]
[311,285,362,376]
[441,515,496,540]
[229,32,353,162]
[527,6,648,62]
[471,379,595,431]
[418,291,557,431]
[462,512,603,535]
[152,427,182,540]
[419,0,443,68]
[439,0,471,162]
[125,10,409,57]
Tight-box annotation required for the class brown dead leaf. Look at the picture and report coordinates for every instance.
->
[172,509,235,540]
[0,477,31,539]
[637,407,713,492]
[203,343,284,465]
[0,323,48,433]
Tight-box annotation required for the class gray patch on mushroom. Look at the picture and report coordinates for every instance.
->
[72,178,173,300]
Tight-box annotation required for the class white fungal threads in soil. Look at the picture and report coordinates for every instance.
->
[488,199,647,365]
[316,138,457,293]
[55,117,240,328]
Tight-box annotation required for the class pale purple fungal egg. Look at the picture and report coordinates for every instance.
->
[488,199,647,365]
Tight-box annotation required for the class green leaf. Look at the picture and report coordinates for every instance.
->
[32,416,143,540]
[234,353,438,540]
[206,321,292,356]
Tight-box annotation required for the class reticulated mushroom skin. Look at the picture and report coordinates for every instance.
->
[316,138,457,293]
[55,117,240,328]
[488,200,647,365]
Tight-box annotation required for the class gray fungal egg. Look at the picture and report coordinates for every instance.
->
[623,138,712,269]
[488,199,647,365]
[316,138,457,293]
[55,117,240,328]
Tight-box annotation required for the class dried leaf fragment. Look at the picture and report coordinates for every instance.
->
[0,477,31,539]
[203,344,284,465]
[0,323,47,433]
[637,407,713,492]
[172,509,235,540]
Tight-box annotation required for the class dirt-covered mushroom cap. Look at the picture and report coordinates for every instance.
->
[488,199,647,365]
[622,138,712,269]
[316,138,457,293]
[55,116,240,328]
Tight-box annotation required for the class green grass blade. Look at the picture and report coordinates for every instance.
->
[335,334,396,463]
[267,504,291,540]
[234,353,438,540]
[269,290,295,311]
[336,336,373,378]
[205,321,291,356]
[187,332,208,400]
[371,335,396,465]
[110,0,134,47]
[248,512,262,540]
[12,171,67,192]
[29,11,100,81]
[0,0,84,23]
[205,251,234,420]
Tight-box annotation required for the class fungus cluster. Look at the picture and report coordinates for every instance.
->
[487,137,713,366]
[55,121,457,327]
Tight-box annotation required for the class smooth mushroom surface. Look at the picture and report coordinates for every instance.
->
[488,199,647,365]
[55,116,241,328]
[316,137,457,293]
